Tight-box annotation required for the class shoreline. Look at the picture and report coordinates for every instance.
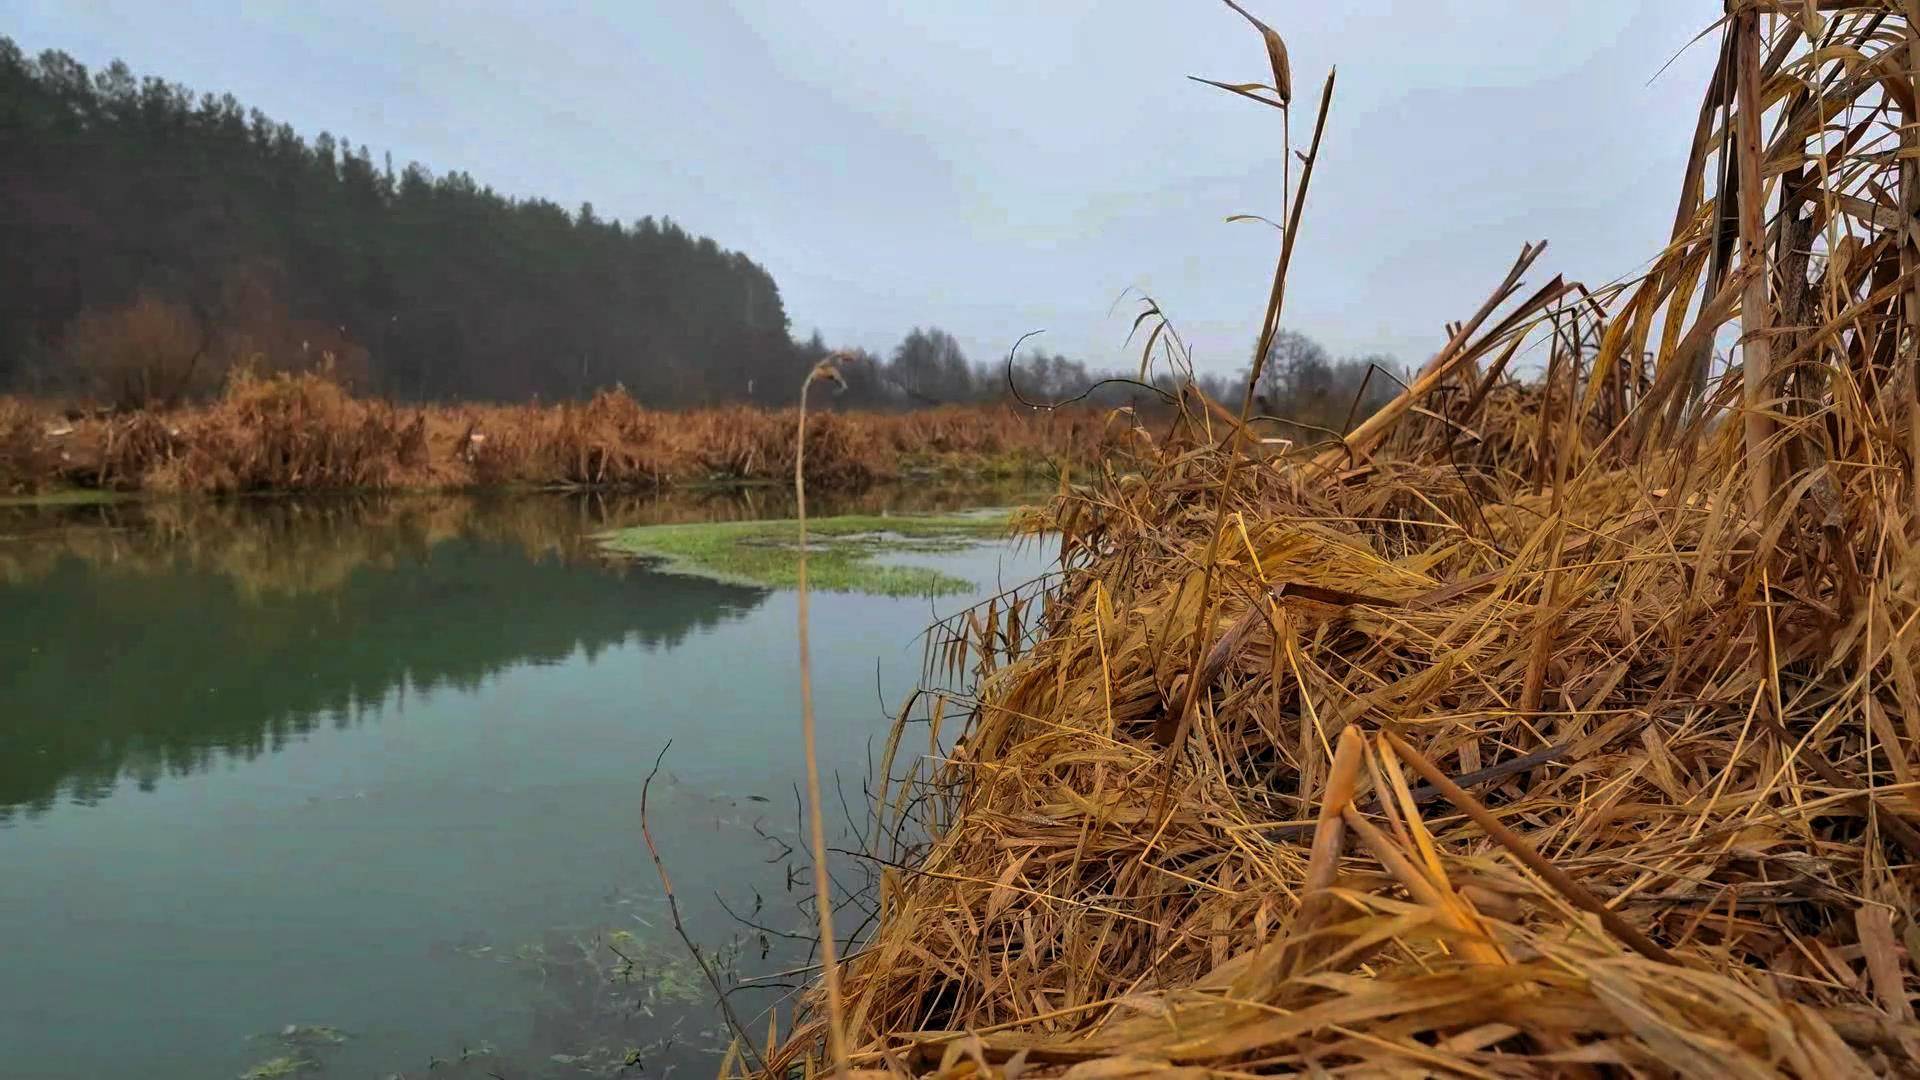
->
[1,373,1105,501]
[0,468,1044,509]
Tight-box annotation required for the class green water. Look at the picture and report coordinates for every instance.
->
[0,489,1049,1080]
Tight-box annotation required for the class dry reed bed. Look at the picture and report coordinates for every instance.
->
[768,5,1920,1076]
[0,375,1102,496]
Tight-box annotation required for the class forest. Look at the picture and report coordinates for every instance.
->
[0,37,793,407]
[0,38,1398,429]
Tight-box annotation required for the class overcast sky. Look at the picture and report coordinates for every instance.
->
[8,1,1719,377]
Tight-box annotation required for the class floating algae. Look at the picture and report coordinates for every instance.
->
[238,1023,348,1079]
[238,1055,314,1080]
[600,511,1015,597]
[273,1025,347,1047]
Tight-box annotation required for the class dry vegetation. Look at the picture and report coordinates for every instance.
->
[0,373,1105,496]
[762,4,1920,1077]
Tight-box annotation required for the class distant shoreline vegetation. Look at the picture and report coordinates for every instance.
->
[0,375,1105,498]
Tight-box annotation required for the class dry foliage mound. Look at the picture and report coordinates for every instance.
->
[812,400,1918,1075]
[768,6,1920,1077]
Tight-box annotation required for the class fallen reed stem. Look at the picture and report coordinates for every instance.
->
[1381,729,1677,965]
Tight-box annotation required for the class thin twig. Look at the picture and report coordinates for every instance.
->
[639,742,766,1070]
[1152,67,1338,834]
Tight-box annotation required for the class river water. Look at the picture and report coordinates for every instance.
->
[0,487,1049,1080]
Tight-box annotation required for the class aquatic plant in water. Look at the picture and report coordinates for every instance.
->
[600,511,1015,596]
[238,1054,314,1080]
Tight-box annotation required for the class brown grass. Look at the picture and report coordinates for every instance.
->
[0,373,1103,496]
[762,5,1920,1076]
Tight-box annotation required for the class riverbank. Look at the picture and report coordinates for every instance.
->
[0,372,1107,498]
[763,8,1920,1073]
[780,381,1919,1074]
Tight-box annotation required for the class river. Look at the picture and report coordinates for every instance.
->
[0,487,1050,1080]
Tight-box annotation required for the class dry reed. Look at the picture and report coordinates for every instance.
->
[766,4,1920,1076]
[0,375,1103,497]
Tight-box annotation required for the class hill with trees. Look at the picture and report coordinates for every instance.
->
[0,38,791,407]
[0,38,1400,428]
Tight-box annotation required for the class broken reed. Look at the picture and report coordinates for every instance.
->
[762,2,1920,1076]
[0,373,1107,497]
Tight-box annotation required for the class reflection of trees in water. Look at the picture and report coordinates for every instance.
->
[0,479,1040,591]
[0,494,776,820]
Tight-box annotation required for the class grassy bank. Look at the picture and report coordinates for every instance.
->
[601,511,1013,596]
[793,386,1920,1074]
[764,6,1920,1077]
[0,374,1108,498]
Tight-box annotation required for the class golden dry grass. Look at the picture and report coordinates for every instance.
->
[0,374,1105,497]
[761,5,1920,1077]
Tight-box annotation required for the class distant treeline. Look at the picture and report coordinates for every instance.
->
[815,326,1402,440]
[0,38,1401,431]
[0,39,788,406]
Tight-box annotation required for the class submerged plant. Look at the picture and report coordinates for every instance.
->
[273,1025,347,1047]
[238,1054,314,1080]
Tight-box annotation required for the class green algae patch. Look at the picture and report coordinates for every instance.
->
[600,511,1011,597]
[239,1055,312,1080]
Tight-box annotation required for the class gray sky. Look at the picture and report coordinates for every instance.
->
[9,1,1718,377]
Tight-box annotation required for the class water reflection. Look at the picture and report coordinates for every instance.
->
[0,486,1050,1080]
[0,483,1037,823]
